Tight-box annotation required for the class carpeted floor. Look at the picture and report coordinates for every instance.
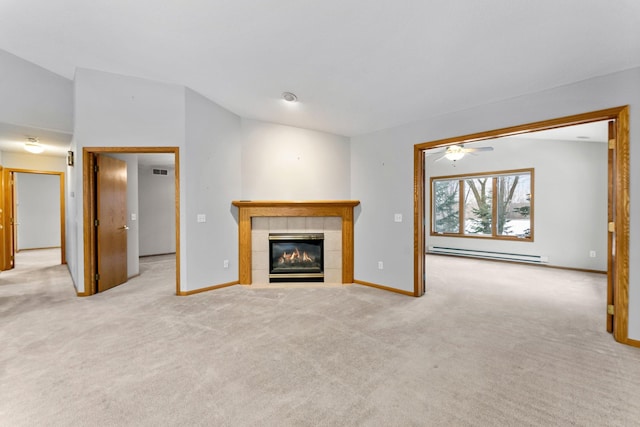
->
[1,249,639,426]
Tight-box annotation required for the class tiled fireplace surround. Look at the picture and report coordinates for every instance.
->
[232,201,360,285]
[251,216,342,283]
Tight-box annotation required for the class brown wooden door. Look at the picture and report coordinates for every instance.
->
[606,120,615,333]
[96,154,128,292]
[2,170,17,270]
[0,166,7,270]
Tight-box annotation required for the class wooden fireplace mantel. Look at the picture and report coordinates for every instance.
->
[232,200,360,284]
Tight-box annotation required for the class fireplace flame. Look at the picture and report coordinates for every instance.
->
[278,247,314,264]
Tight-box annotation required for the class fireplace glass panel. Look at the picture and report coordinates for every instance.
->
[269,233,324,282]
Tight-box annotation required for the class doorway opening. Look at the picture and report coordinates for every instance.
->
[1,168,65,271]
[414,106,630,345]
[81,147,180,296]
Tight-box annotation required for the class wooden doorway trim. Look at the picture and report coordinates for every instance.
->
[413,106,631,345]
[1,168,66,269]
[82,147,180,296]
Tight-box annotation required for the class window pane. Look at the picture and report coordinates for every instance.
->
[497,173,531,237]
[433,179,459,233]
[464,178,492,235]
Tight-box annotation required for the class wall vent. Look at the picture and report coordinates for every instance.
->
[152,169,168,176]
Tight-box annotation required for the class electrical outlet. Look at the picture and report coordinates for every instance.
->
[589,250,596,258]
[378,261,384,270]
[394,213,402,222]
[197,214,206,223]
[223,260,229,269]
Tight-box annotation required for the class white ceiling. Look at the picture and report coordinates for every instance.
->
[516,121,609,143]
[0,122,72,157]
[1,1,639,141]
[425,119,609,159]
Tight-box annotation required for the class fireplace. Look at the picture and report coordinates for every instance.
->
[269,233,324,282]
[232,200,359,284]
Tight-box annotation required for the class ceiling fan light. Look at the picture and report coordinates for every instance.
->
[444,152,464,161]
[444,146,465,161]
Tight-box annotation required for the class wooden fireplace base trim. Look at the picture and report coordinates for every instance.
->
[232,200,360,284]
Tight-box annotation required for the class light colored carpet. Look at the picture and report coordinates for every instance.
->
[1,250,639,426]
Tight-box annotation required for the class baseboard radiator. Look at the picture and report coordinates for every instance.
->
[428,246,547,264]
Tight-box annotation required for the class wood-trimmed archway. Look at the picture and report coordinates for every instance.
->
[81,147,180,296]
[1,168,66,270]
[414,106,632,346]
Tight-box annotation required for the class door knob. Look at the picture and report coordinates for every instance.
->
[120,225,130,230]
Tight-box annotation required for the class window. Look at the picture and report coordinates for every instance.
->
[431,169,533,240]
[433,179,460,233]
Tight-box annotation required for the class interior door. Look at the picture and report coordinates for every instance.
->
[0,166,6,270]
[2,170,16,270]
[96,154,128,292]
[606,120,616,333]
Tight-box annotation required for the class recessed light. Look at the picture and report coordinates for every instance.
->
[282,92,298,102]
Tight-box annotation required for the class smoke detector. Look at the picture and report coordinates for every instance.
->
[282,92,298,102]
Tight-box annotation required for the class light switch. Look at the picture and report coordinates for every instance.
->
[197,214,206,223]
[131,213,137,221]
[394,213,402,222]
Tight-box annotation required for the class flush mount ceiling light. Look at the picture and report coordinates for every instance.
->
[24,137,45,154]
[282,92,298,102]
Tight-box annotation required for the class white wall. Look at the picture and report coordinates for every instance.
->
[1,152,67,172]
[241,119,351,199]
[65,160,77,287]
[351,67,640,340]
[138,164,175,256]
[0,49,73,132]
[15,173,60,250]
[184,88,241,290]
[126,156,140,277]
[71,68,186,293]
[70,69,246,293]
[425,137,608,271]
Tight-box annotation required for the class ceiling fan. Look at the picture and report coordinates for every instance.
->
[428,144,494,162]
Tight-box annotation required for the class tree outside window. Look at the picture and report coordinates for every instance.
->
[433,180,459,233]
[431,169,533,240]
[465,177,492,235]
